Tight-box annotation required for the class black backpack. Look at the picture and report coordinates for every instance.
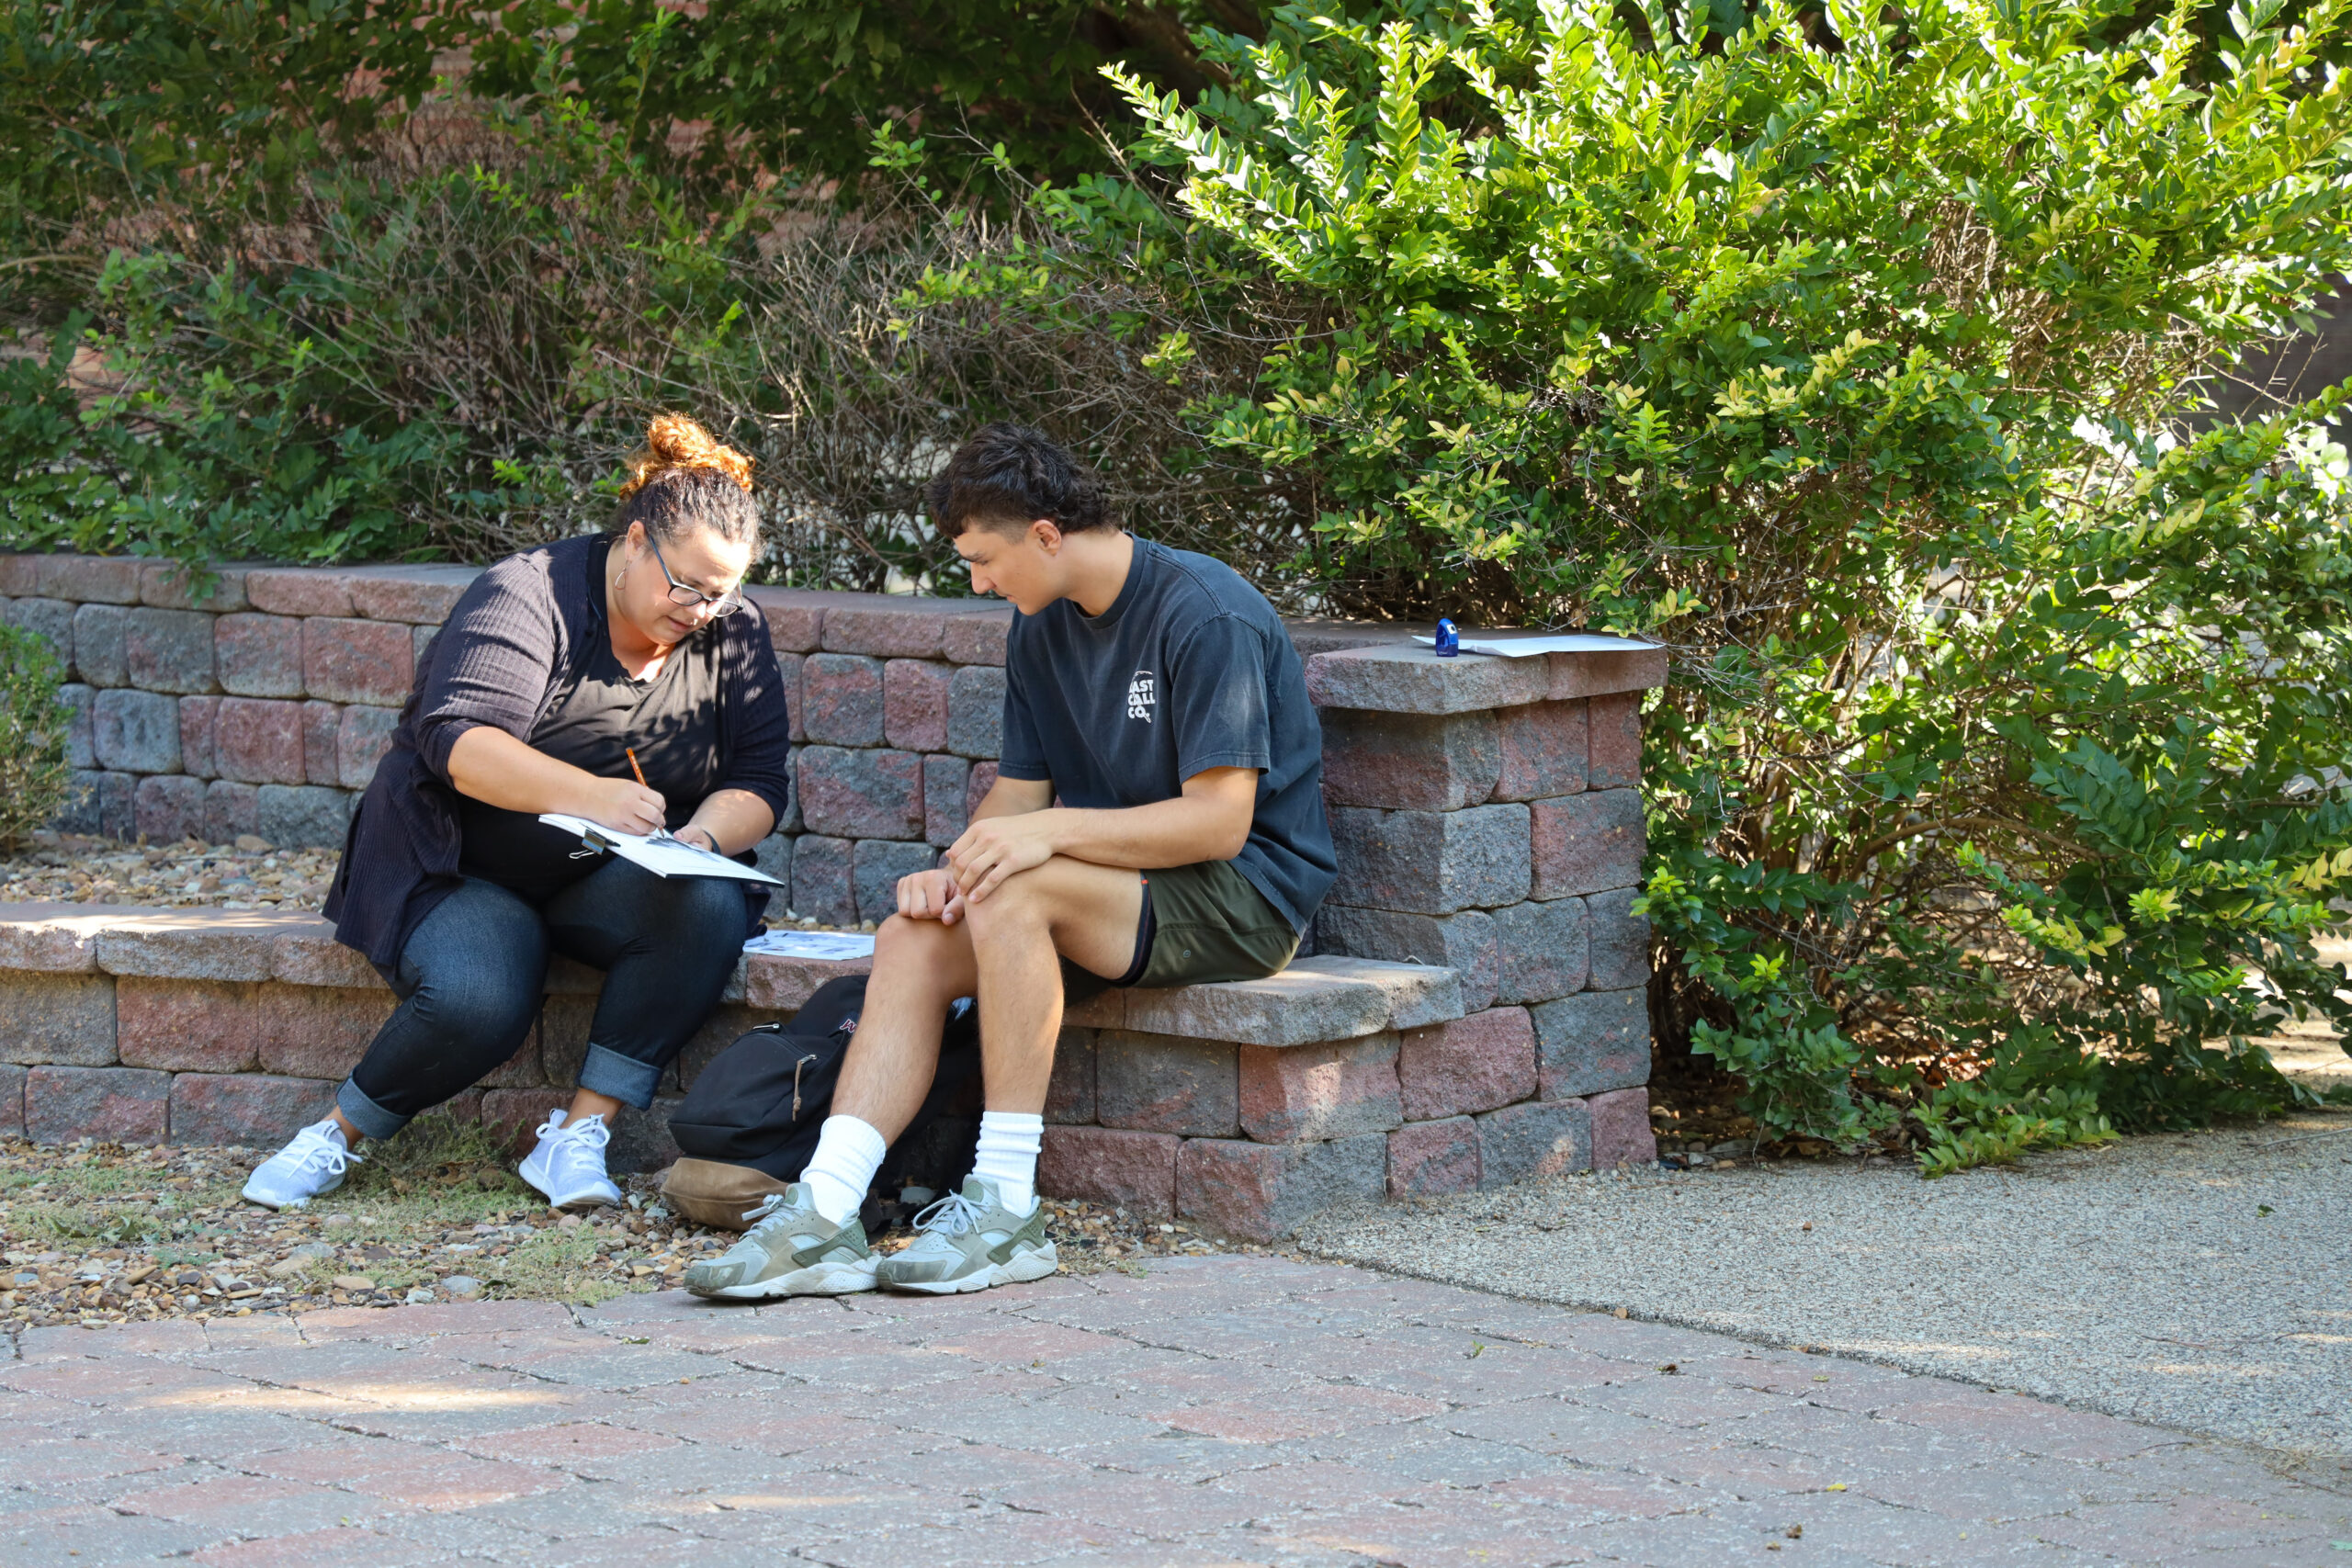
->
[667,976,983,1200]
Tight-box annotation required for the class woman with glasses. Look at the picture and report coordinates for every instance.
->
[240,414,794,1213]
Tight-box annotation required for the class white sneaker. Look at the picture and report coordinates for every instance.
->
[518,1109,622,1211]
[242,1119,362,1210]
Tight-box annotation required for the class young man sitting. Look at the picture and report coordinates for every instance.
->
[686,423,1336,1298]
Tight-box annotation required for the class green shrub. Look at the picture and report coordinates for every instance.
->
[928,0,2352,1166]
[0,622,74,850]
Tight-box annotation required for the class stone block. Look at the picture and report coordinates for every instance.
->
[272,929,386,988]
[1586,886,1651,991]
[302,617,413,706]
[1123,954,1463,1045]
[798,747,923,840]
[177,695,218,778]
[883,659,950,751]
[169,1073,338,1148]
[60,682,94,768]
[1476,1098,1592,1188]
[96,771,136,838]
[1388,1116,1483,1198]
[125,608,217,694]
[1549,648,1669,705]
[37,554,141,603]
[117,976,261,1072]
[1176,1133,1387,1243]
[800,653,885,745]
[788,835,855,926]
[742,951,870,1011]
[134,774,207,845]
[0,973,117,1065]
[1096,1032,1239,1137]
[214,613,306,698]
[752,833,793,891]
[26,1065,169,1145]
[607,1095,684,1175]
[346,564,481,623]
[72,602,129,686]
[1238,1033,1401,1143]
[822,599,993,659]
[258,785,350,850]
[256,984,395,1079]
[967,761,1000,819]
[1306,643,1553,716]
[1588,691,1643,790]
[50,771,105,837]
[214,697,306,784]
[0,555,31,593]
[924,753,971,847]
[1045,1027,1096,1124]
[1492,897,1589,1006]
[97,912,324,980]
[1532,788,1644,900]
[1313,906,1498,1013]
[92,688,180,773]
[1531,987,1650,1100]
[944,609,1012,665]
[140,560,249,612]
[477,1088,562,1156]
[338,704,400,790]
[853,839,937,925]
[299,700,341,785]
[1037,1127,1178,1219]
[206,781,260,844]
[1398,1008,1537,1122]
[1589,1087,1657,1168]
[1329,803,1530,915]
[777,649,805,742]
[0,1065,21,1139]
[744,585,827,652]
[0,903,128,971]
[1319,707,1501,812]
[4,596,74,673]
[947,665,1005,758]
[412,624,438,682]
[1492,699,1589,802]
[246,569,353,618]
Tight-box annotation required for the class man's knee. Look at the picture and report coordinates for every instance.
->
[872,913,967,984]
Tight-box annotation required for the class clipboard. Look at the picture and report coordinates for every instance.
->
[537,814,785,886]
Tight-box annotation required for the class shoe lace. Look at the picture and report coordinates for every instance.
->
[287,1126,360,1178]
[910,1190,986,1237]
[741,1191,796,1227]
[535,1111,611,1150]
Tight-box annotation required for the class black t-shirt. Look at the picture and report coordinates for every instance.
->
[458,540,733,902]
[999,538,1336,933]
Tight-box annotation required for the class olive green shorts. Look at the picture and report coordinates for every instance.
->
[1063,860,1301,999]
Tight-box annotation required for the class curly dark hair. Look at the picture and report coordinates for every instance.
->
[613,413,761,546]
[925,423,1109,536]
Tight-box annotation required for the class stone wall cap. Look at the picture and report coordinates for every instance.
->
[1306,640,1667,714]
[1114,953,1465,1045]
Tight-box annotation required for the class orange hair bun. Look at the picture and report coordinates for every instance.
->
[618,412,754,499]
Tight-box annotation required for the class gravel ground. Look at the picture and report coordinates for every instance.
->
[0,831,341,911]
[1299,1107,2352,1469]
[0,1134,1265,1331]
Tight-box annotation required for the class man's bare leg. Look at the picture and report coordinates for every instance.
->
[803,856,1142,1225]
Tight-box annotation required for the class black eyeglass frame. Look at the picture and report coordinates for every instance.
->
[640,530,746,617]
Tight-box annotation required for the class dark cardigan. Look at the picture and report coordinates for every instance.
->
[323,536,794,974]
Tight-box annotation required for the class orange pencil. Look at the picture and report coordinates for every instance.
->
[626,747,649,788]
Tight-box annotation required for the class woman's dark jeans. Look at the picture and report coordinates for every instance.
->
[336,859,746,1141]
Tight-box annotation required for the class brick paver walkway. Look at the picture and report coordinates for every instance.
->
[4,1257,2344,1566]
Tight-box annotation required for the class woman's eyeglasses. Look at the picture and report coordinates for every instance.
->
[644,533,745,616]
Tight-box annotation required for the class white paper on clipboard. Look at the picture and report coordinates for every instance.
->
[537,815,785,886]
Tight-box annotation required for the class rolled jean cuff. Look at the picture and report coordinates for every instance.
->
[578,1043,662,1111]
[336,1078,410,1143]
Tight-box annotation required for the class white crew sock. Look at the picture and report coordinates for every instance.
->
[972,1111,1045,1217]
[800,1115,888,1225]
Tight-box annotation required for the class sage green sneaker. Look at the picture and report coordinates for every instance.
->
[682,1183,877,1300]
[876,1176,1058,1294]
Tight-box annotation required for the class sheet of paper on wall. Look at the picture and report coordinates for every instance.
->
[537,815,785,886]
[742,930,877,960]
[1409,631,1660,658]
